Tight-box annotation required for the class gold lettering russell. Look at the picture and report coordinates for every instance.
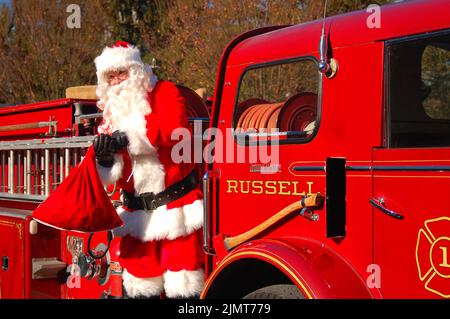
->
[226,180,315,196]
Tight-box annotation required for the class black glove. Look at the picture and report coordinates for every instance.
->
[112,130,129,150]
[93,133,116,167]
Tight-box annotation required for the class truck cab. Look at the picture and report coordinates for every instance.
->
[201,0,450,299]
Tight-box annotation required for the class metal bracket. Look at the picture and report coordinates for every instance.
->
[299,207,319,221]
[45,117,58,136]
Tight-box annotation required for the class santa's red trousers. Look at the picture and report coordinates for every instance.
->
[119,229,204,277]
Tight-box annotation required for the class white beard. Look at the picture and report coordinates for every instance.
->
[97,66,157,156]
[106,78,150,131]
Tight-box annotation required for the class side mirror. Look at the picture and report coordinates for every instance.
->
[326,157,346,238]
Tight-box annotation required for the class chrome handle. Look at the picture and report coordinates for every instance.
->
[203,169,220,255]
[369,197,404,220]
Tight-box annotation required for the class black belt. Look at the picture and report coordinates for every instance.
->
[121,170,199,211]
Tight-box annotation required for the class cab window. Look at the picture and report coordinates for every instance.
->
[387,32,450,148]
[233,58,320,144]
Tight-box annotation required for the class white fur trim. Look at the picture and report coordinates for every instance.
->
[183,199,204,234]
[114,199,203,241]
[131,154,166,194]
[115,110,157,156]
[122,269,163,298]
[96,153,124,185]
[163,269,204,298]
[95,45,143,83]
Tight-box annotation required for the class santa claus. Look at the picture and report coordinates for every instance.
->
[93,41,204,299]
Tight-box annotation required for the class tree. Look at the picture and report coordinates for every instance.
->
[105,0,173,72]
[0,0,110,104]
[154,0,391,95]
[0,0,393,104]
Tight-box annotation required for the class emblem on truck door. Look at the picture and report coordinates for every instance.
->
[416,217,450,298]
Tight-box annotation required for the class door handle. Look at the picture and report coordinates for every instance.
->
[203,169,221,255]
[369,197,404,220]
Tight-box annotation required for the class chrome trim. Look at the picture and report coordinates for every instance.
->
[40,151,44,195]
[52,150,57,190]
[26,150,31,195]
[44,149,50,196]
[60,150,64,183]
[203,169,221,256]
[373,166,450,172]
[0,136,93,150]
[65,148,70,179]
[369,197,404,220]
[23,151,27,194]
[9,150,14,194]
[346,166,372,171]
[0,207,32,219]
[17,151,22,193]
[0,193,46,202]
[33,150,38,194]
[292,166,325,171]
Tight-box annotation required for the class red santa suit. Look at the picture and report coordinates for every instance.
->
[94,42,204,298]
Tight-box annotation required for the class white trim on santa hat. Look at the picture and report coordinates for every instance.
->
[94,43,143,84]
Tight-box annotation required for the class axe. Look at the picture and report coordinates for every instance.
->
[214,193,324,255]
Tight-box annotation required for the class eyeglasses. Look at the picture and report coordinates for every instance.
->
[107,70,129,84]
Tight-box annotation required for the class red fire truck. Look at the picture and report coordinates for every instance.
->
[1,0,449,299]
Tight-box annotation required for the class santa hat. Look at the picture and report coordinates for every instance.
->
[94,41,144,84]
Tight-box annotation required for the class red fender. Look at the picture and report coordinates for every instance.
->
[202,237,379,299]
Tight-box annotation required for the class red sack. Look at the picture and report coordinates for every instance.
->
[32,146,123,233]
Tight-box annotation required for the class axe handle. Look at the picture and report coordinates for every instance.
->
[0,121,56,132]
[0,122,41,132]
[223,193,323,251]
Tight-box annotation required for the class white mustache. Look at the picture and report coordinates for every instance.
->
[107,79,132,97]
